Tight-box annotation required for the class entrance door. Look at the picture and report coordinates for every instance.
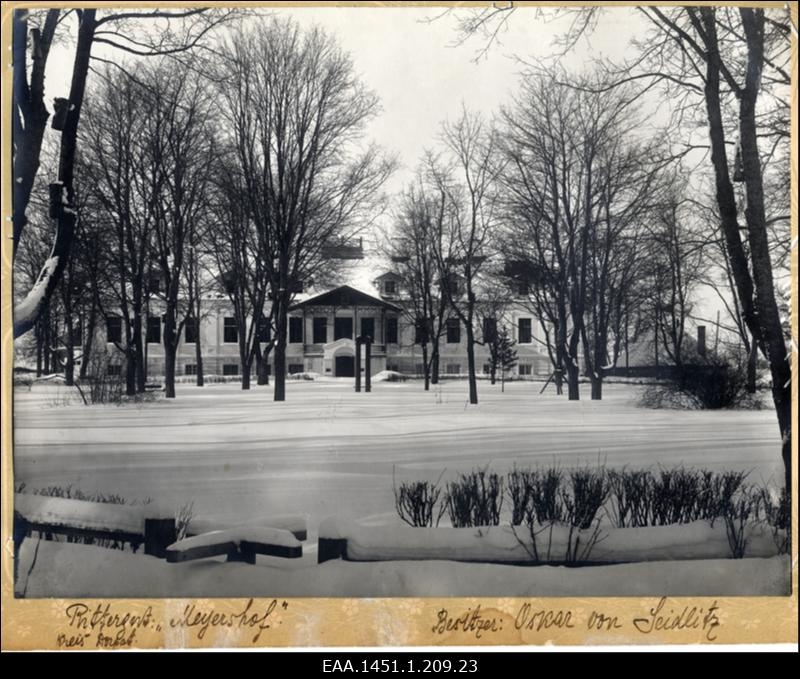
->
[335,355,355,377]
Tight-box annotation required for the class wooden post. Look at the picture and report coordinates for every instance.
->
[318,537,347,563]
[365,337,372,392]
[144,518,177,559]
[13,512,29,587]
[355,337,362,392]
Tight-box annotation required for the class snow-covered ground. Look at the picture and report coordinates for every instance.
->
[13,379,784,529]
[15,540,790,598]
[11,379,789,597]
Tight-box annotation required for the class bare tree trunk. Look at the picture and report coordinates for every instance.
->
[431,348,440,385]
[35,319,43,376]
[422,343,430,391]
[273,302,287,401]
[79,299,96,380]
[746,339,757,394]
[64,311,74,386]
[465,324,478,405]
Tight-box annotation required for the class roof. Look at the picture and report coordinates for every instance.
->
[288,285,403,312]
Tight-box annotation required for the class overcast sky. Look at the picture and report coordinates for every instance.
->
[44,5,649,195]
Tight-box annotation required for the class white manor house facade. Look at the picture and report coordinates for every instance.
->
[110,258,551,381]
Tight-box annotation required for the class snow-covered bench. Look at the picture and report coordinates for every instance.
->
[13,493,175,556]
[187,514,308,541]
[166,527,302,565]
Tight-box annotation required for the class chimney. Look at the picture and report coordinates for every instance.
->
[697,326,707,358]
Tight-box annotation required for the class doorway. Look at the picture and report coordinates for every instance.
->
[335,355,355,377]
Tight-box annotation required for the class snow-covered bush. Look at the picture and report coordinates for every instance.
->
[393,471,445,527]
[562,467,610,530]
[373,370,408,382]
[722,486,761,558]
[758,486,790,555]
[287,371,319,381]
[507,466,564,525]
[639,353,760,410]
[444,468,504,528]
[607,469,653,527]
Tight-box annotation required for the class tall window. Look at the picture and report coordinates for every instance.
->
[384,280,396,295]
[184,364,198,376]
[146,317,161,344]
[360,317,375,341]
[518,318,532,344]
[386,317,398,344]
[224,317,238,343]
[185,317,198,344]
[519,364,532,376]
[446,318,461,344]
[258,316,271,343]
[289,317,303,343]
[313,317,327,344]
[147,274,160,295]
[106,317,122,344]
[334,317,352,341]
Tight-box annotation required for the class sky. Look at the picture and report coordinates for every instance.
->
[42,5,650,196]
[38,5,786,327]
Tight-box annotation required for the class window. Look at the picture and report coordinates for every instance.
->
[223,363,239,376]
[106,317,122,344]
[288,363,304,374]
[185,318,198,344]
[446,363,461,375]
[483,317,497,343]
[333,317,352,341]
[184,364,197,376]
[384,280,396,295]
[146,316,161,344]
[224,317,238,343]
[107,364,122,376]
[289,317,303,344]
[519,364,532,376]
[360,317,375,341]
[387,364,399,373]
[483,363,492,374]
[518,318,532,344]
[386,317,398,344]
[148,274,160,295]
[446,318,461,344]
[258,316,271,343]
[517,281,529,296]
[313,317,327,344]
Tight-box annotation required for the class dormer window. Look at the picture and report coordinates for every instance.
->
[384,280,396,295]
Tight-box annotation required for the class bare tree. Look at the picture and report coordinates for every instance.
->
[144,62,217,399]
[452,6,793,488]
[216,17,395,401]
[428,108,504,405]
[207,159,270,391]
[386,178,450,391]
[12,8,238,339]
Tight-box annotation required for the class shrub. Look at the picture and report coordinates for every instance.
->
[393,470,445,527]
[607,469,653,528]
[444,468,504,527]
[562,467,610,530]
[640,353,754,411]
[758,486,790,555]
[722,486,761,558]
